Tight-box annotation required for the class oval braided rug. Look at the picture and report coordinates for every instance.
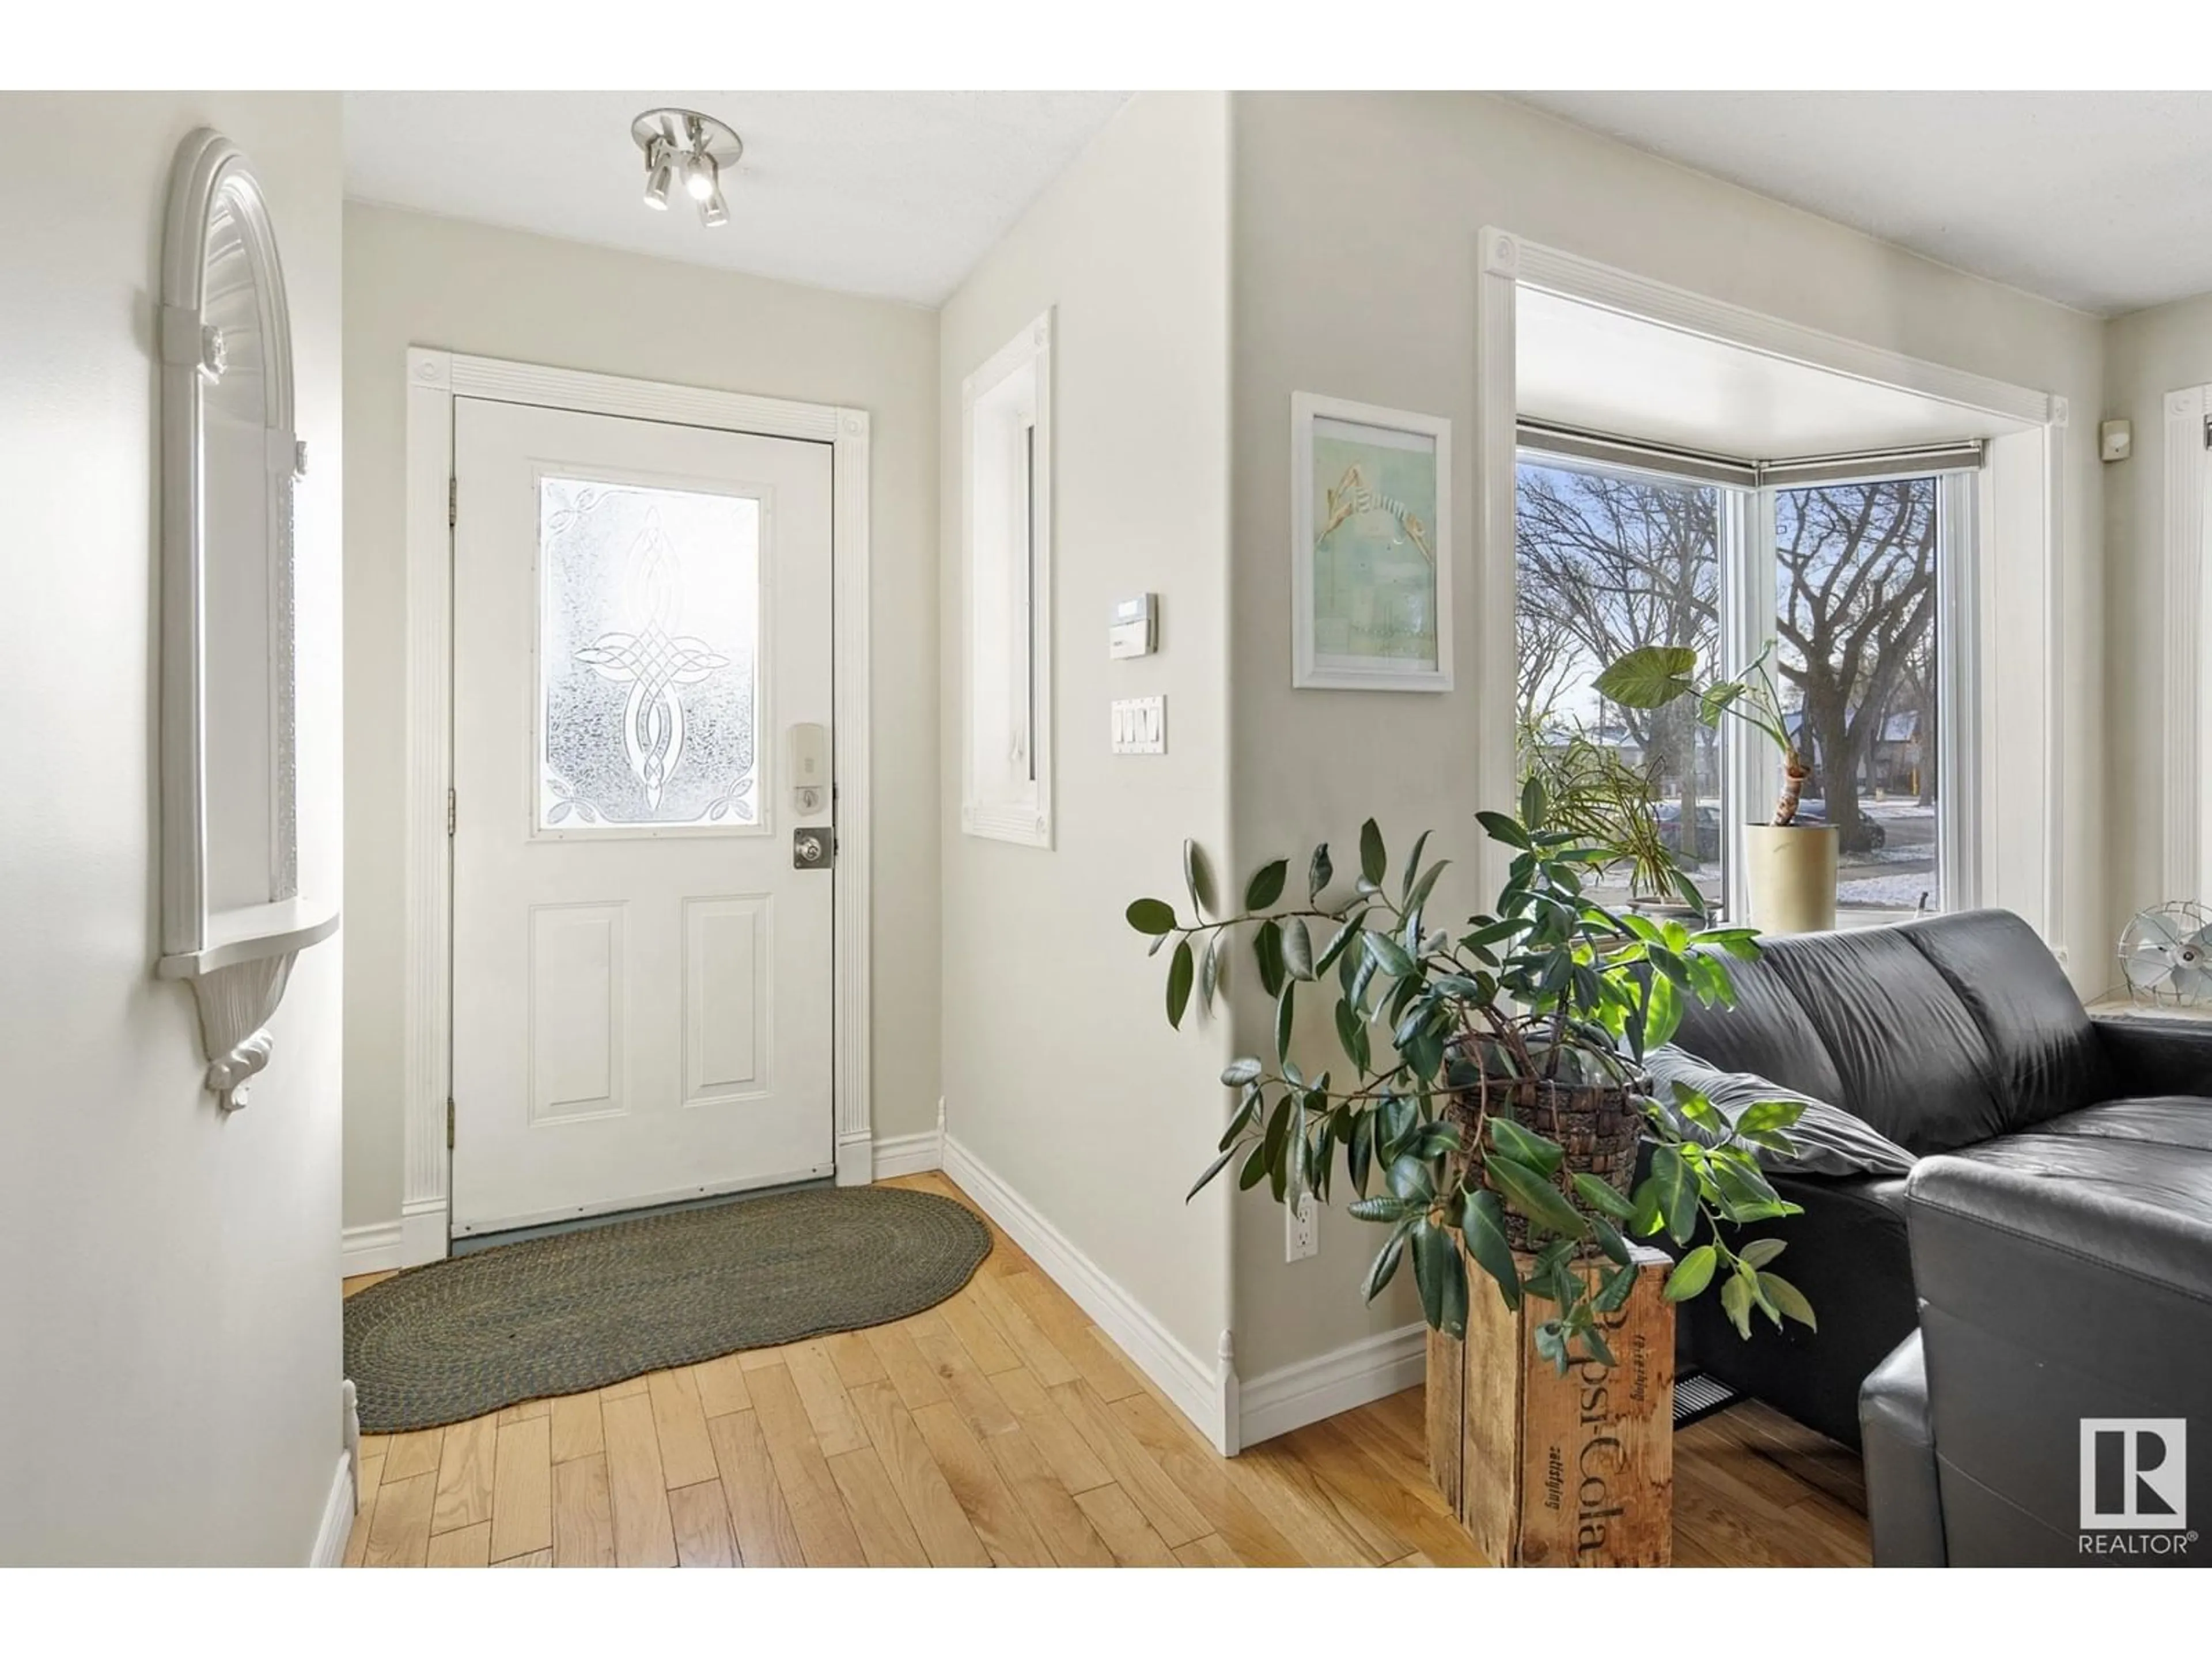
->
[344,1187,991,1433]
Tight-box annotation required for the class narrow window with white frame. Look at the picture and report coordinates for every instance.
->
[961,311,1054,846]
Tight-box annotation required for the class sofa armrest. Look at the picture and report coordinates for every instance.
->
[1858,1332,1945,1567]
[2092,1015,2212,1098]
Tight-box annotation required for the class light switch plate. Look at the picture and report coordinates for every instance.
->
[1110,696,1165,755]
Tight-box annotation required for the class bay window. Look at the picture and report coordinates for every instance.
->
[1514,430,1979,923]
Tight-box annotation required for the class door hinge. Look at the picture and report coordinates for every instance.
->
[2202,414,2211,450]
[447,787,456,837]
[446,1097,456,1150]
[449,475,458,527]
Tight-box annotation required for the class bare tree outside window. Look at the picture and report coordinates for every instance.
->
[1773,478,1941,912]
[1514,461,1722,903]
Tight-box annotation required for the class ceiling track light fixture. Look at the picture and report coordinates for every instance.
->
[631,107,741,229]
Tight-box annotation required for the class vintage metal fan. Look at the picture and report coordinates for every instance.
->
[2118,901,2212,1006]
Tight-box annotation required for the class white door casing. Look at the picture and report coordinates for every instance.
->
[397,350,873,1267]
[450,400,835,1234]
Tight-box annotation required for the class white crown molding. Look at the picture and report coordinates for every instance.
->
[1237,1323,1427,1449]
[399,348,874,1249]
[943,1135,1232,1453]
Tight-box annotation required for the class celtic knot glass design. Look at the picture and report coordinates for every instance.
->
[539,476,760,830]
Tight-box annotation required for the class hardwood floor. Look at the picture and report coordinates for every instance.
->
[343,1172,1868,1568]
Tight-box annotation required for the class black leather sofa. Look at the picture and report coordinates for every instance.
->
[1861,1134,2212,1566]
[1659,909,2212,1459]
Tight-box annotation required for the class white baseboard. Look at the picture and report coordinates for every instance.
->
[872,1129,944,1179]
[942,1135,1232,1453]
[399,1198,447,1267]
[340,1220,403,1277]
[309,1451,355,1567]
[1237,1323,1426,1448]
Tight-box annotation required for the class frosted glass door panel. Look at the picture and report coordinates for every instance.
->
[539,477,762,831]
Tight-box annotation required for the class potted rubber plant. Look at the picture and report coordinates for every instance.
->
[1595,641,1839,934]
[1124,782,1818,1370]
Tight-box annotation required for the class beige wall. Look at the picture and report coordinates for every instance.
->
[1226,91,2109,1384]
[342,204,941,1233]
[2102,294,2212,949]
[938,94,1235,1373]
[0,93,346,1562]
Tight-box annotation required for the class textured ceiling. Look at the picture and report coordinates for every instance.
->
[1512,91,2212,317]
[343,92,1131,306]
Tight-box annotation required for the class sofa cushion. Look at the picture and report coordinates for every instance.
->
[1755,926,2007,1154]
[1896,910,2114,1130]
[1668,945,1847,1106]
[1642,1045,1915,1177]
[1953,1105,2212,1225]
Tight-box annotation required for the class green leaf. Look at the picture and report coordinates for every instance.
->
[1484,1156,1589,1241]
[1736,1099,1807,1135]
[1647,1145,1699,1244]
[1386,1153,1435,1203]
[1592,1262,1638,1313]
[1719,1272,1754,1339]
[1399,831,1433,905]
[1182,840,1216,922]
[1199,931,1225,1010]
[1664,1244,1717,1301]
[1488,1117,1565,1178]
[1220,1058,1263,1087]
[1185,1143,1240,1202]
[1274,983,1297,1065]
[1126,897,1177,936]
[1359,819,1387,885]
[1592,643,1699,709]
[1590,1214,1632,1267]
[1459,1189,1521,1311]
[1237,1143,1270,1191]
[1475,810,1532,850]
[1362,1221,1415,1302]
[1520,774,1545,831]
[1533,1320,1571,1373]
[1738,1236,1787,1270]
[1578,1323,1618,1369]
[1245,859,1289,911]
[1364,931,1416,977]
[1165,940,1195,1029]
[1348,1194,1415,1223]
[1759,1271,1817,1331]
[1308,843,1334,902]
[1254,919,1286,998]
[1282,918,1315,982]
[1411,1222,1468,1337]
[1571,1172,1636,1222]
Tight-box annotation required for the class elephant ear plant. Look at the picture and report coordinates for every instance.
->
[1125,782,1819,1372]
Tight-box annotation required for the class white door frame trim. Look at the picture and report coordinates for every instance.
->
[400,347,873,1266]
[1475,230,2068,960]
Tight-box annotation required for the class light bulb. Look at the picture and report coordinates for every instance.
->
[700,183,729,228]
[642,138,676,211]
[684,150,718,203]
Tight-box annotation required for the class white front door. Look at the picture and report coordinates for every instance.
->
[450,398,835,1236]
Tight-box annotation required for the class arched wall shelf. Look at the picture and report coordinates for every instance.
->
[156,127,338,1111]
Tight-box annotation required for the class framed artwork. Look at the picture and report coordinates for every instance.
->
[1291,392,1453,691]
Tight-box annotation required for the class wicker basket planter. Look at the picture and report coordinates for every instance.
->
[1443,1073,1650,1249]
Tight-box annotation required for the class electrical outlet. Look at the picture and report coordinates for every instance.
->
[1286,1190,1318,1262]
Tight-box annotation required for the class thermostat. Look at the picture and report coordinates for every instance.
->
[1109,594,1157,659]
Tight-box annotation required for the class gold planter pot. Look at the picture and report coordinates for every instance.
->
[1743,823,1839,934]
